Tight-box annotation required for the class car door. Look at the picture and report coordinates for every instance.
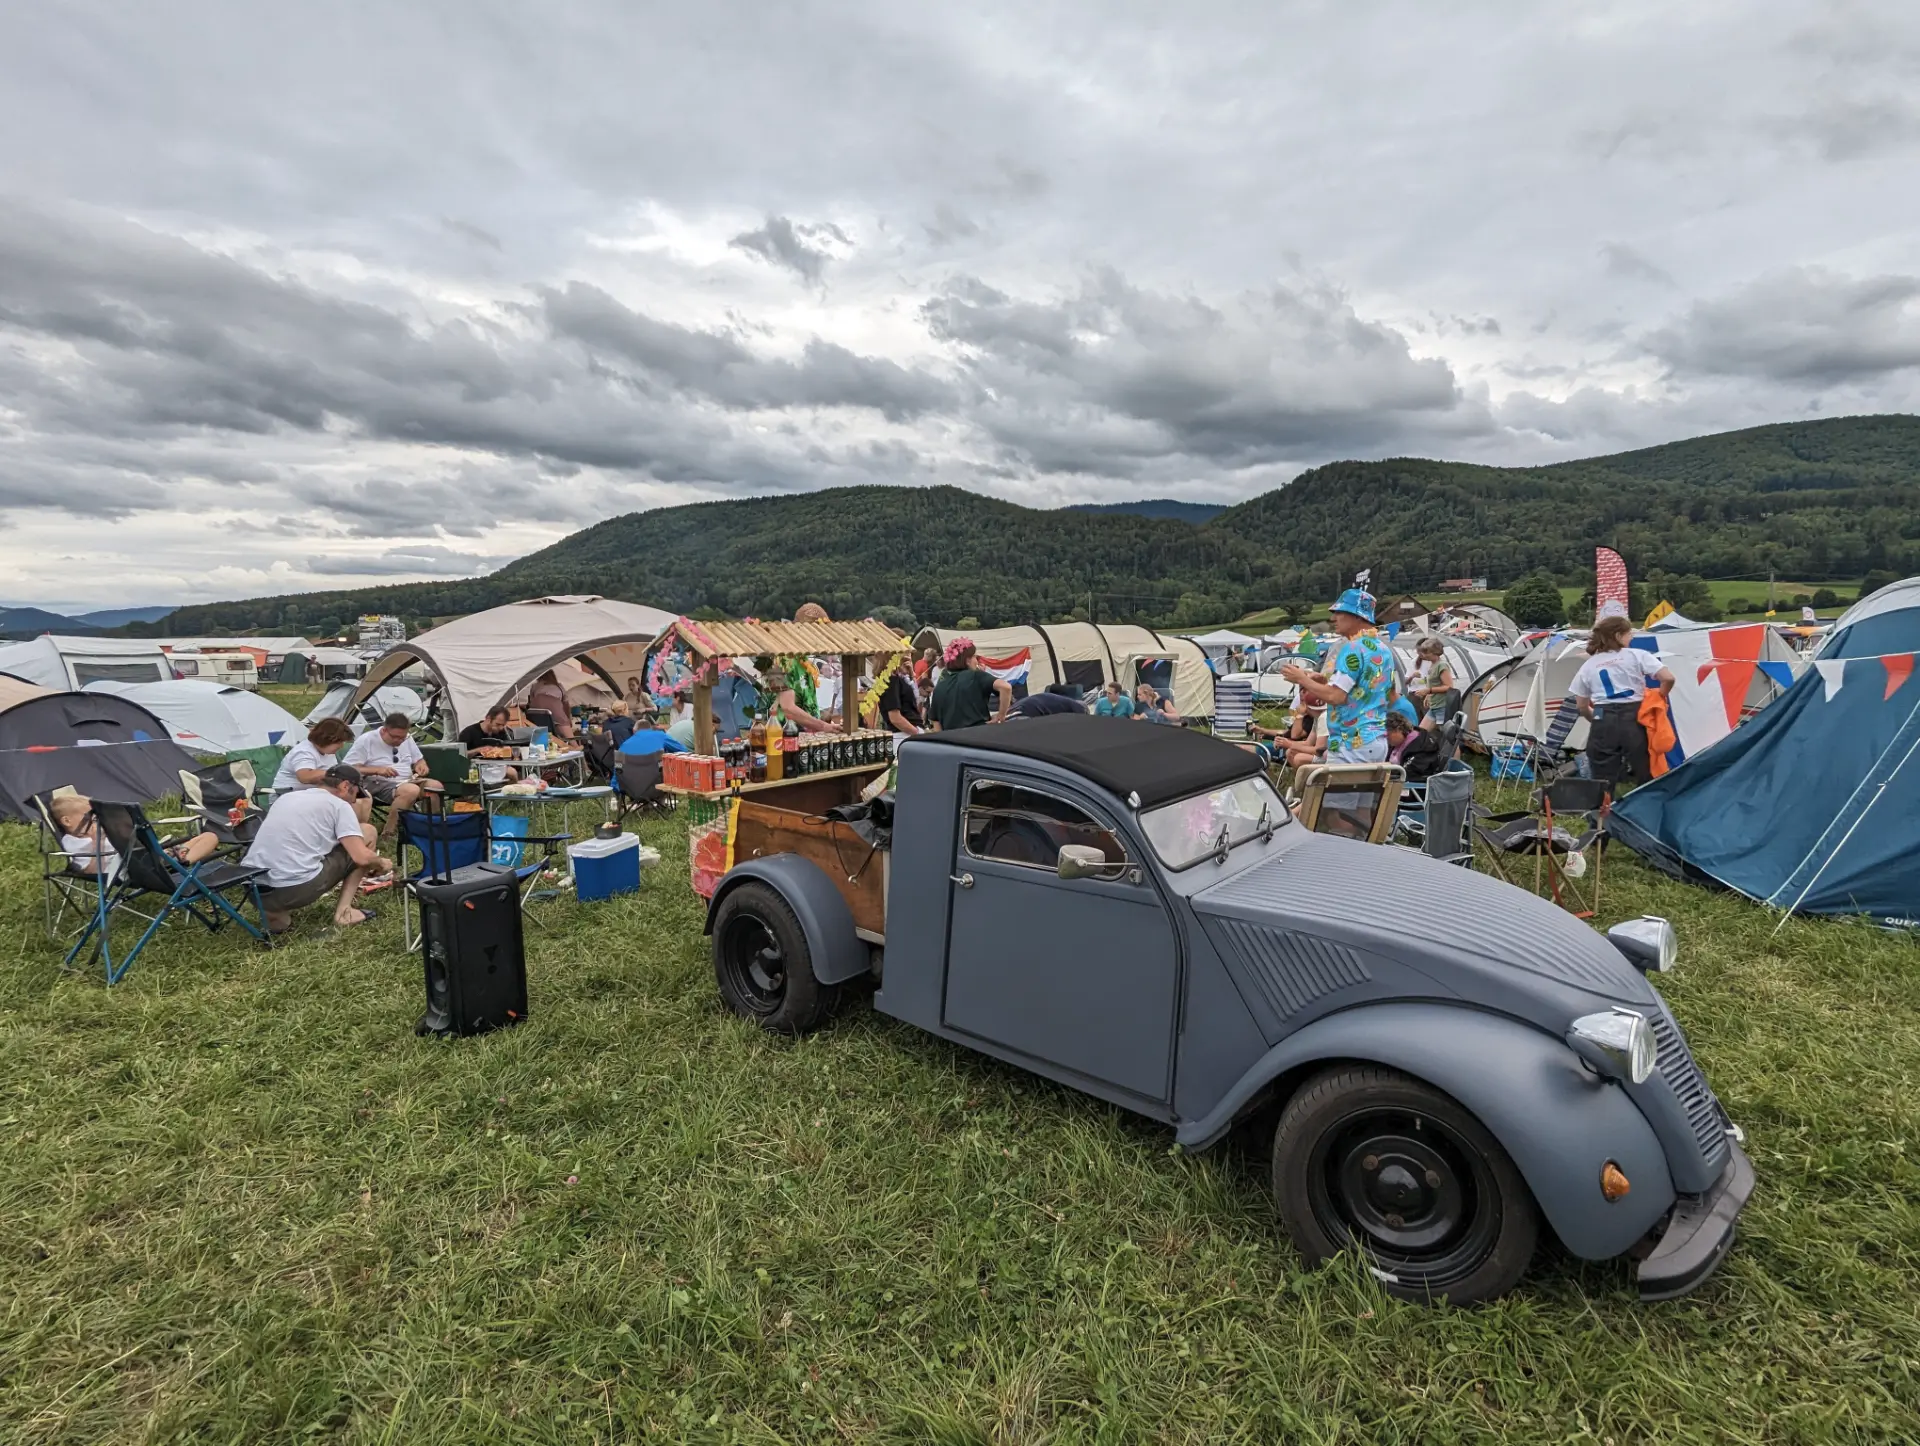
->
[943,772,1181,1104]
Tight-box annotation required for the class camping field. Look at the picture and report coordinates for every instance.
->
[1,800,1916,1444]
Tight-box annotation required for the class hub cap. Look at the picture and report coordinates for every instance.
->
[720,914,785,1013]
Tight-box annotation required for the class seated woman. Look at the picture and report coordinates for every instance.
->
[1133,683,1181,725]
[51,793,219,877]
[1386,713,1444,781]
[1252,698,1326,773]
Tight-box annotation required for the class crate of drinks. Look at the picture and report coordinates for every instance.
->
[662,753,729,792]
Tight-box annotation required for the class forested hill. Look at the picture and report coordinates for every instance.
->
[162,414,1920,635]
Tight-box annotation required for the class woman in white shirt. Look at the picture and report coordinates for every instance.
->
[1568,616,1675,788]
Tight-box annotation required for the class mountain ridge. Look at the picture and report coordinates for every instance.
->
[157,414,1920,635]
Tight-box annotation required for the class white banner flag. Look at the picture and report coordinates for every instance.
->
[1355,568,1371,586]
[1814,658,1846,701]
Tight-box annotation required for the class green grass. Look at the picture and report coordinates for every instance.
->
[2,801,1917,1443]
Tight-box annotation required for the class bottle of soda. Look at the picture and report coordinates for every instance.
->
[749,712,768,784]
[765,706,785,782]
[783,716,800,775]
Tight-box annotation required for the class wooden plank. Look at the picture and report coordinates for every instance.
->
[731,801,886,935]
[656,761,885,800]
[841,655,859,733]
[693,678,716,756]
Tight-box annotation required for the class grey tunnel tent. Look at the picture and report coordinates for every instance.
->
[0,679,203,822]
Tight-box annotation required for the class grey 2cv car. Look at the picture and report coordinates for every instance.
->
[705,714,1754,1304]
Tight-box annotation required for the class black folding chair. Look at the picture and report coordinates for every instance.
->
[64,801,272,985]
[178,761,265,853]
[1393,759,1475,866]
[31,790,134,943]
[583,730,620,784]
[612,749,674,823]
[1472,777,1612,916]
[395,808,571,951]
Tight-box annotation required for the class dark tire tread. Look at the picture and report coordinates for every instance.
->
[712,882,839,1036]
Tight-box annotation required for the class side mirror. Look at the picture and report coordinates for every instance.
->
[1056,844,1109,880]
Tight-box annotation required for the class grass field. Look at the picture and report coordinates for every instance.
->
[2,785,1917,1443]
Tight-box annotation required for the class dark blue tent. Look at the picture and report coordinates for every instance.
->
[1612,579,1920,928]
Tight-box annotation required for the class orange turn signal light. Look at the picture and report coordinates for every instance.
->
[1600,1162,1631,1201]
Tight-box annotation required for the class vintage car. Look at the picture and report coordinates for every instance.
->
[703,714,1753,1304]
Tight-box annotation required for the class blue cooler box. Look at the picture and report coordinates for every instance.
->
[568,833,641,901]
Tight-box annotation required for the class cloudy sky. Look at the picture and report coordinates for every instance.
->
[4,1,1920,611]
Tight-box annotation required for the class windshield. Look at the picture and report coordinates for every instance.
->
[1139,773,1287,870]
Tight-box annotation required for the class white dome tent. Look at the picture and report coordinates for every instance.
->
[84,679,303,754]
[351,595,677,732]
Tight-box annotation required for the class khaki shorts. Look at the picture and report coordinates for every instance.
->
[360,774,416,804]
[258,844,359,912]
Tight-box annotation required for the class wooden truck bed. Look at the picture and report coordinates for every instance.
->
[726,768,888,937]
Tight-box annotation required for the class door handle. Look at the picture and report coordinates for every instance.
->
[950,871,974,889]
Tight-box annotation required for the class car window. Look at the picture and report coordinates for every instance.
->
[1139,774,1287,870]
[964,780,1128,872]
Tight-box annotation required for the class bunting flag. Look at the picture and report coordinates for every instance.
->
[1885,653,1915,699]
[978,648,1032,686]
[1808,653,1918,702]
[1595,547,1630,620]
[1757,661,1795,690]
[1707,624,1763,732]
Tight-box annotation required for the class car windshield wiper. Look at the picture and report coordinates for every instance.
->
[1211,821,1232,865]
[1256,801,1276,843]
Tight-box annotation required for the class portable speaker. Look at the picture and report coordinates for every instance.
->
[414,862,528,1037]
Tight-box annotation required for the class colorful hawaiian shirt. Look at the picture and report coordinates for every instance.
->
[1325,634,1394,753]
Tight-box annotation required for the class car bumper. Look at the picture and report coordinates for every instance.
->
[1637,1141,1754,1301]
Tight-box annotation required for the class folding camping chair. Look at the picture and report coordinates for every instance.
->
[612,747,676,824]
[394,809,571,951]
[225,745,288,807]
[1472,777,1611,917]
[1294,762,1406,844]
[178,760,264,853]
[64,800,271,985]
[1392,760,1475,866]
[30,788,140,944]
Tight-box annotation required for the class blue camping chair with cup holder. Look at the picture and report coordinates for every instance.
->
[395,808,571,952]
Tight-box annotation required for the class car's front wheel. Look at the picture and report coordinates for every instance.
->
[1272,1065,1538,1305]
[712,881,838,1036]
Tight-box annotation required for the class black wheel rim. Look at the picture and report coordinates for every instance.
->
[720,912,786,1015]
[1306,1106,1501,1290]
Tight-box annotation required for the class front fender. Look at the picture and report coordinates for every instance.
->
[704,856,871,986]
[1177,1003,1676,1261]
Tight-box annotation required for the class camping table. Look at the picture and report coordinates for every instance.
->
[485,747,587,788]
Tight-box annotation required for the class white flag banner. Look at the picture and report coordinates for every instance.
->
[1355,568,1371,586]
[1814,658,1846,701]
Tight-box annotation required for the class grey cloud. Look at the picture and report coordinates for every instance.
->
[924,204,981,245]
[307,544,507,577]
[1647,267,1920,383]
[1600,243,1675,288]
[728,215,836,284]
[441,216,503,251]
[924,268,1478,470]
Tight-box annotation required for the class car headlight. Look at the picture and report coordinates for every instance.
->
[1606,915,1677,973]
[1567,1008,1656,1084]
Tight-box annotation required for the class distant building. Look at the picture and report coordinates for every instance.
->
[1439,578,1488,593]
[357,614,406,647]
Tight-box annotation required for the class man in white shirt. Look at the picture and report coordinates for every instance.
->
[344,712,430,836]
[244,764,391,932]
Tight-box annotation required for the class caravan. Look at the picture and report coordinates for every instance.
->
[165,650,260,691]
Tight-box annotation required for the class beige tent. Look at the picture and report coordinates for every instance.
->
[352,595,676,730]
[911,622,1216,719]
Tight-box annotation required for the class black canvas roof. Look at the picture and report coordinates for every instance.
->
[912,714,1261,807]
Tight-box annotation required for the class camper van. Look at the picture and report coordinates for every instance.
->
[167,650,260,691]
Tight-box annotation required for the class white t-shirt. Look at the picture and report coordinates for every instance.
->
[245,788,364,889]
[273,738,336,791]
[344,730,424,775]
[62,831,118,877]
[1570,647,1664,704]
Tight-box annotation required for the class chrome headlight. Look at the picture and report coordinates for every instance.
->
[1606,915,1677,973]
[1568,1008,1655,1084]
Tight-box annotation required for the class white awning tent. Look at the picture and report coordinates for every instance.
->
[1648,612,1698,631]
[911,622,1216,718]
[84,679,303,754]
[0,634,174,690]
[1185,628,1261,655]
[352,595,677,731]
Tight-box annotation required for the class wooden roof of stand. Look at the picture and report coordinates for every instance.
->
[665,617,909,661]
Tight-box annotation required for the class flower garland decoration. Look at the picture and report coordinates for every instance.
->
[942,635,975,669]
[857,642,913,722]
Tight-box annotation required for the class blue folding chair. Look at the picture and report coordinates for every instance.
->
[64,801,271,986]
[396,810,568,950]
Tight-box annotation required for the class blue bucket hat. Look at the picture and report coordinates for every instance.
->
[1331,587,1376,624]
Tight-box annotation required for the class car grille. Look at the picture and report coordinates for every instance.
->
[1650,1009,1730,1171]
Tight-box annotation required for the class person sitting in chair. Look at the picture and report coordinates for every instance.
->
[1386,713,1444,782]
[1133,683,1181,724]
[526,670,575,740]
[51,793,220,877]
[243,764,392,933]
[344,712,431,837]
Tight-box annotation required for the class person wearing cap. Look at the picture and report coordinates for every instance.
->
[242,763,392,932]
[1279,588,1395,764]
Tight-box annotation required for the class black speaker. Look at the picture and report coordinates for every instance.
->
[414,863,528,1037]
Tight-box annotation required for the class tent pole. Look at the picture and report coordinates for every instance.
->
[841,655,859,733]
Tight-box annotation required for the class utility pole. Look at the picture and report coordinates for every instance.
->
[1767,570,1776,615]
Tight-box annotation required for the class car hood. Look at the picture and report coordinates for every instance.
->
[1191,832,1656,1008]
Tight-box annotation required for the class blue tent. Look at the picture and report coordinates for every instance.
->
[1611,579,1920,928]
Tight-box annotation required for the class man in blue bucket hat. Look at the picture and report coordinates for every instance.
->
[1280,587,1395,763]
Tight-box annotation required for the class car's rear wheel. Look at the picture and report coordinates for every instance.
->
[712,881,837,1036]
[1272,1065,1537,1304]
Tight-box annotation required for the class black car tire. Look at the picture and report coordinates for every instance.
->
[1272,1064,1538,1305]
[712,881,838,1036]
